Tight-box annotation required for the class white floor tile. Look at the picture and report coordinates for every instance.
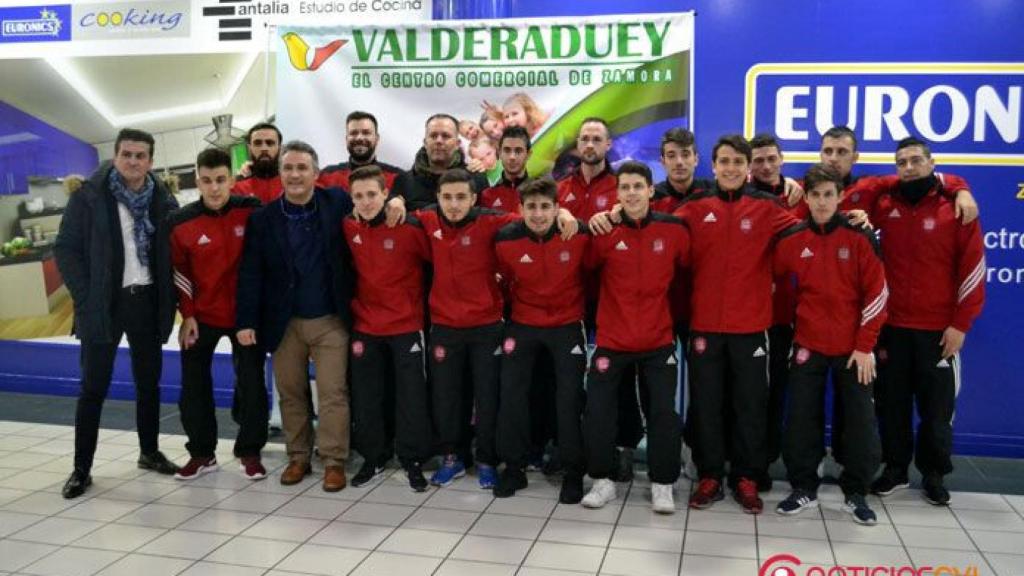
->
[954,509,1024,532]
[275,543,369,576]
[339,502,416,526]
[71,523,167,552]
[487,495,557,518]
[114,503,204,529]
[21,546,123,576]
[157,485,235,507]
[350,551,441,576]
[551,501,622,524]
[176,508,265,535]
[450,535,532,565]
[826,519,902,545]
[435,559,517,576]
[758,535,834,565]
[519,568,597,576]
[616,505,688,530]
[540,519,615,547]
[469,513,546,540]
[984,552,1024,576]
[11,517,105,545]
[309,520,394,549]
[950,492,1017,512]
[402,507,480,533]
[378,527,461,557]
[58,498,143,522]
[832,542,910,565]
[136,529,232,559]
[905,547,989,571]
[204,535,299,568]
[0,511,45,538]
[363,483,433,506]
[971,528,1024,554]
[0,451,59,468]
[0,470,68,491]
[94,553,192,576]
[274,495,354,520]
[886,504,959,528]
[0,487,32,507]
[755,513,829,541]
[242,514,329,542]
[679,554,757,576]
[896,525,976,551]
[600,548,679,576]
[680,530,756,559]
[424,489,493,512]
[0,540,60,572]
[212,490,293,514]
[524,541,605,573]
[609,525,683,553]
[3,491,82,515]
[99,480,180,503]
[685,510,755,535]
[177,562,265,576]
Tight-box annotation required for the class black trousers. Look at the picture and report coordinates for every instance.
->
[351,330,432,466]
[767,324,793,464]
[584,345,681,484]
[179,322,268,459]
[688,331,769,483]
[430,322,503,466]
[74,287,163,473]
[783,348,881,495]
[497,322,586,475]
[875,326,958,477]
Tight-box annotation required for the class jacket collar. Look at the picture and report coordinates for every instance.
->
[437,205,479,229]
[806,212,844,235]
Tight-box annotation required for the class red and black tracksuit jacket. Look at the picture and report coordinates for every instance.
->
[557,164,618,222]
[774,214,888,355]
[673,183,800,334]
[416,206,519,328]
[751,177,803,328]
[318,159,405,193]
[586,211,691,352]
[232,175,282,205]
[342,212,430,336]
[651,178,712,327]
[480,173,528,214]
[792,172,970,218]
[170,196,262,328]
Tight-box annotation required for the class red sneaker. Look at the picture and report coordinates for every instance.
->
[734,477,763,514]
[240,456,267,481]
[689,478,724,509]
[174,456,217,481]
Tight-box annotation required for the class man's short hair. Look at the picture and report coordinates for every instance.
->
[749,133,781,152]
[896,136,932,158]
[499,126,531,150]
[579,117,611,138]
[346,111,379,132]
[280,140,319,171]
[247,122,281,145]
[712,134,752,163]
[115,128,155,158]
[437,168,474,191]
[196,148,232,172]
[425,113,459,131]
[822,125,858,151]
[518,176,557,203]
[802,163,843,195]
[349,165,386,190]
[616,160,653,186]
[660,127,696,156]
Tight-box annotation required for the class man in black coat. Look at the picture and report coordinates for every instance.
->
[235,139,357,492]
[54,128,180,499]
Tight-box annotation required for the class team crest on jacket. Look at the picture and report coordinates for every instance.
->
[234,225,245,237]
[433,345,447,362]
[850,192,861,203]
[352,234,362,245]
[692,336,707,354]
[352,340,365,358]
[596,195,609,208]
[461,235,472,246]
[838,247,850,260]
[740,218,752,233]
[594,356,611,373]
[503,337,517,354]
[559,250,571,263]
[795,347,810,365]
[877,348,888,362]
[652,239,664,253]
[383,238,395,251]
[923,217,936,231]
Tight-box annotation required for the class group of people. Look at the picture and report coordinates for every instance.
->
[53,110,985,528]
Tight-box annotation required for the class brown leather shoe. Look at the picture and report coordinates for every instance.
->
[323,465,347,492]
[280,461,312,485]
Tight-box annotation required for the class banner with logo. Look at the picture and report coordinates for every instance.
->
[0,0,430,58]
[276,13,694,179]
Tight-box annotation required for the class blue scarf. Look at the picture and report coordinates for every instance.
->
[109,169,155,268]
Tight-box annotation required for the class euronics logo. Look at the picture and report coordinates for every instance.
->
[0,5,70,43]
[744,63,1024,166]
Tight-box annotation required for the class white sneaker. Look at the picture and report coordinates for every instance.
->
[581,478,617,509]
[651,483,675,514]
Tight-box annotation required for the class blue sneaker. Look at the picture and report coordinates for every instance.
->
[477,464,497,490]
[429,454,466,487]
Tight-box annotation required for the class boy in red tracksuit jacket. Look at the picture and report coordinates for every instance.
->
[580,161,690,514]
[557,118,618,222]
[417,168,577,489]
[232,123,284,204]
[342,165,432,492]
[773,164,887,525]
[479,126,531,214]
[170,149,268,481]
[869,138,985,506]
[492,177,589,504]
[673,135,800,514]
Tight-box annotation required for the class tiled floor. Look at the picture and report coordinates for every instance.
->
[2,420,1024,576]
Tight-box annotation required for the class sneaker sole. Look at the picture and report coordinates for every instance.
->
[775,499,818,516]
[843,503,878,525]
[239,464,266,481]
[688,492,724,510]
[429,469,466,487]
[652,503,676,515]
[872,482,910,497]
[922,492,951,506]
[581,496,614,509]
[174,463,218,481]
[351,468,386,488]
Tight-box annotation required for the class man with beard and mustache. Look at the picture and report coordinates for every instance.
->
[869,137,985,506]
[234,123,284,204]
[392,114,488,211]
[319,111,406,192]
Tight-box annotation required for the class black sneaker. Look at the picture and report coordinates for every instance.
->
[613,448,634,483]
[870,468,910,496]
[351,461,385,487]
[922,475,950,506]
[775,489,818,515]
[493,468,528,498]
[559,474,584,504]
[138,451,180,475]
[406,463,428,493]
[844,494,878,525]
[61,469,92,499]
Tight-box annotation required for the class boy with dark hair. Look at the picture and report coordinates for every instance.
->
[319,110,406,192]
[479,126,532,213]
[773,164,887,525]
[343,165,433,491]
[493,177,590,503]
[171,148,268,481]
